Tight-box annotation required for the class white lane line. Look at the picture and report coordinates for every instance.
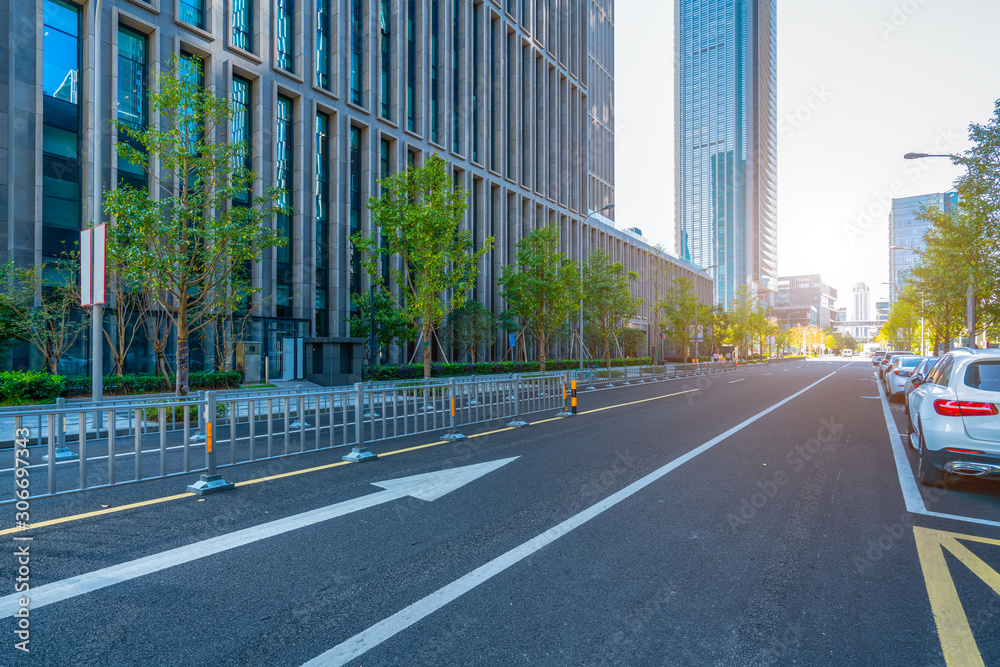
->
[763,373,773,376]
[728,379,745,384]
[301,370,841,667]
[876,374,1000,529]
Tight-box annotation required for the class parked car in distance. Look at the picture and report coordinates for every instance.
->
[879,351,916,381]
[842,349,854,357]
[907,348,1000,486]
[872,350,887,367]
[885,355,926,401]
[904,357,940,413]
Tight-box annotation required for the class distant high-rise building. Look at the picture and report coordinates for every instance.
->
[773,275,838,330]
[889,192,958,302]
[852,283,871,322]
[675,0,778,309]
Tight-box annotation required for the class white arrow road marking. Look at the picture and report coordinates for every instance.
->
[301,371,840,667]
[0,457,518,616]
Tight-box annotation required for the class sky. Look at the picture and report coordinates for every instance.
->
[615,0,1000,310]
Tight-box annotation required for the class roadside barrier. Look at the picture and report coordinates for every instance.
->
[0,362,737,502]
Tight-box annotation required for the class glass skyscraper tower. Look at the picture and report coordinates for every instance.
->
[675,0,777,309]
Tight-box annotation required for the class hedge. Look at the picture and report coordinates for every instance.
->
[369,358,653,382]
[61,370,243,397]
[0,371,67,402]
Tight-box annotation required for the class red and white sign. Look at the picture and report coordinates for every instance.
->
[81,223,107,306]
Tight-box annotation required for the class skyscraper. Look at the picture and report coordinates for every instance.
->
[889,192,958,303]
[675,0,777,309]
[852,282,871,322]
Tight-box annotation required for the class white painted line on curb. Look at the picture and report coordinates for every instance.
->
[301,370,841,667]
[876,374,1000,530]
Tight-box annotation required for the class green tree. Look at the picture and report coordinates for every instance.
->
[443,299,497,363]
[726,285,757,360]
[103,55,287,395]
[498,224,580,371]
[348,287,417,368]
[583,250,641,368]
[4,257,89,374]
[354,154,493,379]
[0,261,29,359]
[659,277,707,362]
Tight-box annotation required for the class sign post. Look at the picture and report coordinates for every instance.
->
[81,224,106,407]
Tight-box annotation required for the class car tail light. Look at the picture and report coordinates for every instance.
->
[945,447,983,454]
[934,400,999,417]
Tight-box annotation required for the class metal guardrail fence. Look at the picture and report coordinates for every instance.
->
[1,362,736,503]
[765,356,806,365]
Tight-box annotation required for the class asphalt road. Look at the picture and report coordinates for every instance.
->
[3,359,1000,666]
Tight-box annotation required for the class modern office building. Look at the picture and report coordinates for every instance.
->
[773,274,838,331]
[875,298,890,322]
[852,282,871,322]
[675,0,778,309]
[1,0,626,375]
[888,191,958,303]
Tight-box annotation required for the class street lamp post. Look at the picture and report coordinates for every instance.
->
[578,203,615,373]
[903,152,976,348]
[91,0,105,405]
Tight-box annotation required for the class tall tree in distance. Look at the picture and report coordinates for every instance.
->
[104,55,287,395]
[583,250,641,368]
[355,154,493,379]
[659,276,710,362]
[347,287,417,367]
[498,224,580,371]
[443,300,497,363]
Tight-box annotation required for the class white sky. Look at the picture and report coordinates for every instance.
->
[615,0,1000,307]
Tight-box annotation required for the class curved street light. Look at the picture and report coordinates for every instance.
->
[579,203,615,372]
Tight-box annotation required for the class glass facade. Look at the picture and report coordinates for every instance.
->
[277,0,295,72]
[676,0,777,309]
[889,192,958,303]
[349,127,363,295]
[452,0,460,153]
[406,0,416,131]
[472,3,481,164]
[315,113,330,335]
[232,0,253,51]
[430,0,440,143]
[231,77,252,205]
[316,0,331,89]
[275,97,293,318]
[116,27,147,192]
[351,0,363,104]
[380,0,391,118]
[179,0,204,29]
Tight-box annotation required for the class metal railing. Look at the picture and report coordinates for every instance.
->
[571,361,735,389]
[0,372,572,503]
[766,356,805,365]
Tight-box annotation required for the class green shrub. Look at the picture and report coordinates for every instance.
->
[369,357,654,382]
[0,371,66,401]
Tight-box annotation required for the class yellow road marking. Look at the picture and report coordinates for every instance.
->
[3,387,700,533]
[914,527,1000,667]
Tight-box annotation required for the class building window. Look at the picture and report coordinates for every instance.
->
[42,0,81,256]
[349,127,363,295]
[380,0,391,118]
[316,0,331,89]
[116,26,147,192]
[277,0,295,72]
[231,76,252,205]
[452,0,461,154]
[233,0,253,51]
[430,0,440,143]
[350,0,363,104]
[490,16,497,170]
[179,0,205,29]
[406,0,416,131]
[472,3,481,163]
[275,97,294,318]
[315,113,330,336]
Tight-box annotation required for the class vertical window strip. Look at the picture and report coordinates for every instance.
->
[231,77,252,204]
[349,127,362,294]
[452,0,460,153]
[276,96,294,317]
[380,0,391,118]
[315,113,330,335]
[351,0,363,104]
[430,0,439,143]
[117,27,147,191]
[232,0,253,51]
[316,0,331,88]
[277,0,295,72]
[406,0,416,130]
[472,3,480,163]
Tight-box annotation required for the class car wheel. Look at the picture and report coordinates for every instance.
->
[918,429,947,487]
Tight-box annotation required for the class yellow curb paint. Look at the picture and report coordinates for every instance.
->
[0,492,194,535]
[578,389,699,415]
[914,527,1000,667]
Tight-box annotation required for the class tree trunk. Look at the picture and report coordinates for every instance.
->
[538,330,547,372]
[422,322,432,379]
[604,333,611,369]
[176,303,190,396]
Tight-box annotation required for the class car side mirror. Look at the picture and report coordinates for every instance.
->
[911,374,925,386]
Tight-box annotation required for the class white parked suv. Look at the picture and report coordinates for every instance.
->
[907,348,1000,486]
